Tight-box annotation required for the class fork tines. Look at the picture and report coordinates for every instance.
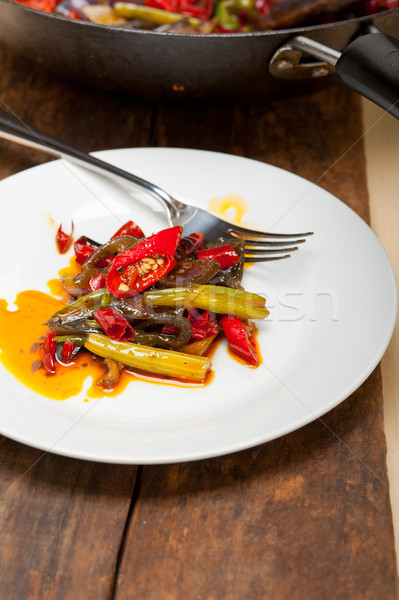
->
[244,246,299,262]
[229,225,314,240]
[228,226,314,263]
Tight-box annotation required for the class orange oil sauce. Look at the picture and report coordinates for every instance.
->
[208,194,254,270]
[0,289,214,401]
[0,290,104,401]
[208,194,250,226]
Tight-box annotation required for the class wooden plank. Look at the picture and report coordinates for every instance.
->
[114,86,399,598]
[0,43,154,179]
[0,439,137,600]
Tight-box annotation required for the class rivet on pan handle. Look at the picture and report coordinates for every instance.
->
[270,28,399,120]
[269,37,339,80]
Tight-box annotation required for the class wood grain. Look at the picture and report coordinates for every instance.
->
[0,40,397,600]
[0,440,137,600]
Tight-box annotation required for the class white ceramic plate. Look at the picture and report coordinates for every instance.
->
[0,148,397,464]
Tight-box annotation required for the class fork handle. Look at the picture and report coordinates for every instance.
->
[0,108,180,219]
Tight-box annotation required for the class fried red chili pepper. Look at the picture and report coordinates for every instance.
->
[188,309,220,340]
[73,235,100,265]
[220,314,260,366]
[145,0,213,18]
[105,226,183,298]
[39,332,57,373]
[196,244,240,269]
[56,222,74,254]
[161,310,219,341]
[61,341,75,363]
[88,273,106,291]
[94,307,135,341]
[111,220,145,240]
[174,232,204,261]
[16,0,59,11]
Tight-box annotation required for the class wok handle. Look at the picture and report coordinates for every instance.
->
[0,108,179,217]
[335,33,399,118]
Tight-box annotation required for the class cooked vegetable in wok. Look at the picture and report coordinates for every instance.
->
[40,220,269,387]
[12,0,399,33]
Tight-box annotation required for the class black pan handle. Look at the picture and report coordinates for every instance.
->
[336,32,399,119]
[271,32,399,119]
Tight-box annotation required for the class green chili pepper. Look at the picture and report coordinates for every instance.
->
[215,0,239,30]
[85,333,211,383]
[215,0,259,30]
[100,290,112,308]
[52,289,106,317]
[114,2,201,26]
[143,284,269,320]
[46,290,109,335]
[54,335,87,345]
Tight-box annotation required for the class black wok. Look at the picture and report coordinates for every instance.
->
[1,0,399,115]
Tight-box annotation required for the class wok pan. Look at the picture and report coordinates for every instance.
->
[0,0,399,114]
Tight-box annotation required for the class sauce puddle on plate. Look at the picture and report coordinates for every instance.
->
[0,290,213,401]
[209,194,250,227]
[0,290,106,401]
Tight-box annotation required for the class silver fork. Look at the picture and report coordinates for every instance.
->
[0,109,312,262]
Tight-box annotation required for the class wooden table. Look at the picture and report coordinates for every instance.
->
[0,42,398,600]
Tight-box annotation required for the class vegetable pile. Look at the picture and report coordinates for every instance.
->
[12,0,399,34]
[43,220,269,386]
